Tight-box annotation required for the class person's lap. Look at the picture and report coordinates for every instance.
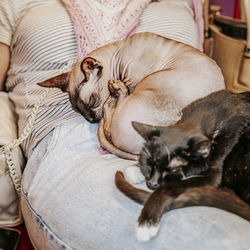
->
[21,117,250,250]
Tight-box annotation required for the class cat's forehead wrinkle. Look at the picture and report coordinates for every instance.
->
[161,137,189,155]
[144,143,169,169]
[160,126,193,148]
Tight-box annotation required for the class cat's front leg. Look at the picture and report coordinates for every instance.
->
[135,175,215,242]
[108,79,129,100]
[136,187,173,242]
[103,95,117,141]
[102,79,129,141]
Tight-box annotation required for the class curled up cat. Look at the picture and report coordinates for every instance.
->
[115,89,250,242]
[38,32,225,160]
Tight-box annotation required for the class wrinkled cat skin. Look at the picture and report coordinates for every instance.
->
[115,90,250,242]
[38,32,225,160]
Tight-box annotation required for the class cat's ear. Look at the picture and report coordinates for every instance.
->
[81,57,102,80]
[132,121,160,141]
[189,136,211,158]
[37,72,70,92]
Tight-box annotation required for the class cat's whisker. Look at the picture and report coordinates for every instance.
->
[162,171,167,178]
[179,168,186,179]
[181,174,204,180]
[179,168,204,180]
[164,145,170,161]
[143,146,151,158]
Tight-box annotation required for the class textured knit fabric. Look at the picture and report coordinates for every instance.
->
[62,0,151,61]
[0,0,198,157]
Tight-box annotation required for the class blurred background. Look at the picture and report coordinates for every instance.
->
[210,0,238,18]
[204,0,250,92]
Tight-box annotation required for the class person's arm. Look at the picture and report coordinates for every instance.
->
[0,42,10,91]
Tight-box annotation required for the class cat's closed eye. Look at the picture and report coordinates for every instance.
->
[89,94,100,108]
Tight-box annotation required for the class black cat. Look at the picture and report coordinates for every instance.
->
[115,89,250,242]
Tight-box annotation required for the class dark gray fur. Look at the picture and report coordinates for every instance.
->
[115,90,250,237]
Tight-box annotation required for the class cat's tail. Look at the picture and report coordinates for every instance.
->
[115,171,151,205]
[172,186,250,222]
[98,119,139,160]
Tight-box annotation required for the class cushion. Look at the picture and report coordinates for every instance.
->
[21,117,250,249]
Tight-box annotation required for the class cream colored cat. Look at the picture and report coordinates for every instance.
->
[38,32,225,160]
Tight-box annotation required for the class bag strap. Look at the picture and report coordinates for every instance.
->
[0,57,77,196]
[203,0,210,38]
[0,89,49,196]
[243,0,250,57]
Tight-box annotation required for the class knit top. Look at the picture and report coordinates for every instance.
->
[0,0,198,157]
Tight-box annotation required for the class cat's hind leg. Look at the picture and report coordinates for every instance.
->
[170,186,250,221]
[98,80,139,160]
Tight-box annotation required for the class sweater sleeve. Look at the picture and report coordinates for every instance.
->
[0,0,24,46]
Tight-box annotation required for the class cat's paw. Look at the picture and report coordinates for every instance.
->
[125,166,145,185]
[135,222,160,242]
[108,79,128,98]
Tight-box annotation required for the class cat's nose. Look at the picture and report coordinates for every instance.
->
[146,181,159,190]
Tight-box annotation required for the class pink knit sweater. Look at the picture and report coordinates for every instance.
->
[188,0,204,51]
[62,0,151,61]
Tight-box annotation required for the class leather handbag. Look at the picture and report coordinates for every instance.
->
[204,0,250,92]
[0,92,25,226]
[0,59,72,227]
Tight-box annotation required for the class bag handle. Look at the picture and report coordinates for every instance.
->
[203,0,210,38]
[0,57,77,196]
[0,89,49,196]
[243,0,250,57]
